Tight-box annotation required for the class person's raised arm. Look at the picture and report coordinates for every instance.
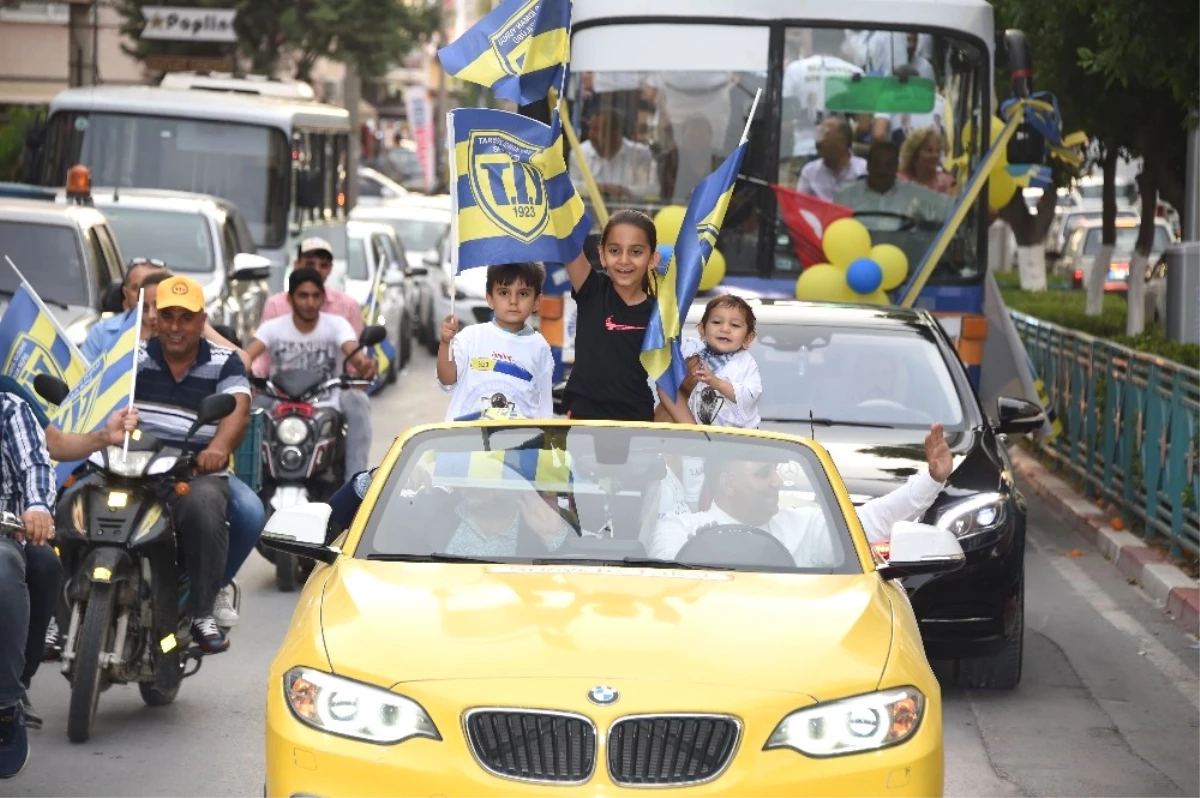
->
[565,248,593,293]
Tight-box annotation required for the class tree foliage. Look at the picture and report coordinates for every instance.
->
[116,0,438,82]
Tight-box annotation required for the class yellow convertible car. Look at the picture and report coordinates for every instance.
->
[262,420,964,797]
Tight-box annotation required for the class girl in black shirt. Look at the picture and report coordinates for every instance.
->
[561,210,659,421]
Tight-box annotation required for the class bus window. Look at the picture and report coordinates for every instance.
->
[41,112,291,250]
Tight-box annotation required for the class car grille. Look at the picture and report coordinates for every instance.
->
[465,709,596,784]
[607,715,740,786]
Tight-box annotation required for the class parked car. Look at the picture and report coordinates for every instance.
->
[364,141,425,192]
[1045,207,1138,259]
[1061,218,1174,291]
[0,192,126,347]
[427,228,491,354]
[300,220,418,376]
[683,300,1042,689]
[350,196,451,347]
[356,167,411,207]
[91,189,271,345]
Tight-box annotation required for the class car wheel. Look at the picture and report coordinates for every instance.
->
[425,308,440,356]
[399,311,413,369]
[955,581,1024,690]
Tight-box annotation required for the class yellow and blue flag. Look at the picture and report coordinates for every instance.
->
[640,142,748,399]
[0,284,88,416]
[450,107,591,271]
[49,308,138,485]
[437,0,571,107]
[361,279,398,395]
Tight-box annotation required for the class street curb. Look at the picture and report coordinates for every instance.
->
[1009,447,1199,638]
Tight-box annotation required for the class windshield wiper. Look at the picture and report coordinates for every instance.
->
[365,552,506,564]
[762,417,895,429]
[531,556,732,571]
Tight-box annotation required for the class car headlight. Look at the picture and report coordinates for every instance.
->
[103,446,153,477]
[283,667,440,745]
[765,687,925,757]
[936,492,1006,538]
[276,416,310,446]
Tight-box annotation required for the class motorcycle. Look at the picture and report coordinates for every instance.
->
[35,376,238,743]
[253,325,386,592]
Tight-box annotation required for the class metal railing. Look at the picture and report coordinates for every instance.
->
[1011,310,1200,558]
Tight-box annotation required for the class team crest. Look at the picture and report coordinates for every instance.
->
[487,0,540,77]
[3,332,70,391]
[468,130,551,243]
[52,358,105,434]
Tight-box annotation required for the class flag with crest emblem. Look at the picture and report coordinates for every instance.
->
[0,284,88,416]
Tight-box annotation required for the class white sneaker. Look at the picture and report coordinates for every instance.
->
[213,583,240,629]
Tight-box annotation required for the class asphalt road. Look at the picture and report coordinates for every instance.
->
[15,349,1200,797]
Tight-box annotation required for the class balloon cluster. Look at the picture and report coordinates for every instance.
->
[953,116,1017,212]
[652,205,725,292]
[794,218,908,304]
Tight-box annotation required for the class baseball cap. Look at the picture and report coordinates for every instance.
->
[156,275,206,313]
[298,236,334,260]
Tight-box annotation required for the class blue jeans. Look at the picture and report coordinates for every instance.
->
[225,476,265,586]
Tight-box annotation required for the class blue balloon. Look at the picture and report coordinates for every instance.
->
[656,244,673,275]
[846,257,884,295]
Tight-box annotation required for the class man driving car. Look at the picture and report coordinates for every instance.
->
[132,275,250,654]
[649,422,953,566]
[835,140,953,224]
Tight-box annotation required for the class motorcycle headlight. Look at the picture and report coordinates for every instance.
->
[276,416,310,446]
[936,492,1007,539]
[104,446,153,478]
[283,667,440,745]
[765,687,925,757]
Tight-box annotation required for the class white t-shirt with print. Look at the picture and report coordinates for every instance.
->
[253,313,358,408]
[438,322,555,421]
[681,337,762,429]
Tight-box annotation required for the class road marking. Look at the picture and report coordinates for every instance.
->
[1030,533,1200,713]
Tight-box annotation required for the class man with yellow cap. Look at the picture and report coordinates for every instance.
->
[131,275,251,653]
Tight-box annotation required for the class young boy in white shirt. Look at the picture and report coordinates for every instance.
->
[436,262,555,420]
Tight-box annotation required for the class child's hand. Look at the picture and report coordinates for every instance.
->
[440,315,459,344]
[693,362,713,385]
[681,354,702,393]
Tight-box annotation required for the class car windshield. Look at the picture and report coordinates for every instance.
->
[388,218,449,252]
[0,221,90,306]
[568,24,986,285]
[728,323,965,429]
[346,235,369,280]
[102,206,214,274]
[357,425,860,574]
[1083,226,1170,257]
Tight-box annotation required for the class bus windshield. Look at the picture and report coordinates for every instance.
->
[39,112,291,249]
[567,23,986,286]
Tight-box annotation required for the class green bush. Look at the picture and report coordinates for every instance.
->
[996,272,1200,367]
[0,105,45,181]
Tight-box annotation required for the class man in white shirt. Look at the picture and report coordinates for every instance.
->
[836,141,954,223]
[797,117,868,202]
[570,108,656,202]
[649,423,953,567]
[243,268,377,476]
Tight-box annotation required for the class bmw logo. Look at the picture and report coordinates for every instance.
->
[587,685,619,705]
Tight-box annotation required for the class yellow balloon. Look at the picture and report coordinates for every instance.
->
[796,264,852,303]
[822,218,872,269]
[960,117,1017,211]
[857,288,891,305]
[699,248,726,292]
[653,205,687,245]
[870,244,909,291]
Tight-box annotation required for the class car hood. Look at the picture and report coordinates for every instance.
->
[758,422,997,504]
[320,561,895,699]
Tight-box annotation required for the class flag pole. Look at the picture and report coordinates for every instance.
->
[552,89,609,228]
[740,89,762,145]
[4,256,87,364]
[122,288,144,456]
[445,110,458,361]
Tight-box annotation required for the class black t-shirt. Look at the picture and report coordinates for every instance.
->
[563,269,655,421]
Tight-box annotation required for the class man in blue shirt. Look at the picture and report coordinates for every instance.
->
[133,275,250,653]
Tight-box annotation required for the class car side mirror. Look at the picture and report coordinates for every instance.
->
[34,374,70,406]
[876,521,965,580]
[185,393,238,440]
[261,502,339,563]
[383,267,405,287]
[995,396,1046,435]
[101,283,124,314]
[359,324,387,348]
[231,252,272,282]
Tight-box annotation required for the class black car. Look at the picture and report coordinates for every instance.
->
[683,300,1045,689]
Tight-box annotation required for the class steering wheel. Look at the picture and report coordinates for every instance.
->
[675,524,795,569]
[852,210,919,232]
[854,399,934,424]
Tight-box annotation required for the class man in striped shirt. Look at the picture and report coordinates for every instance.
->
[0,391,55,777]
[133,275,251,654]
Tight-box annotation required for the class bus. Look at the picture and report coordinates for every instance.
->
[532,0,1029,389]
[30,85,353,290]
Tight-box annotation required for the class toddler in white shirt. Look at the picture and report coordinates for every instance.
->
[658,294,762,429]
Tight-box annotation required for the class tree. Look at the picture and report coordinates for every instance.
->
[116,0,437,83]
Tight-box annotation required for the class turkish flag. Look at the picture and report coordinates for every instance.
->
[771,184,854,267]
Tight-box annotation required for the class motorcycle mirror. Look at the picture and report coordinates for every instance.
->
[185,393,238,440]
[34,374,70,406]
[359,325,387,348]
